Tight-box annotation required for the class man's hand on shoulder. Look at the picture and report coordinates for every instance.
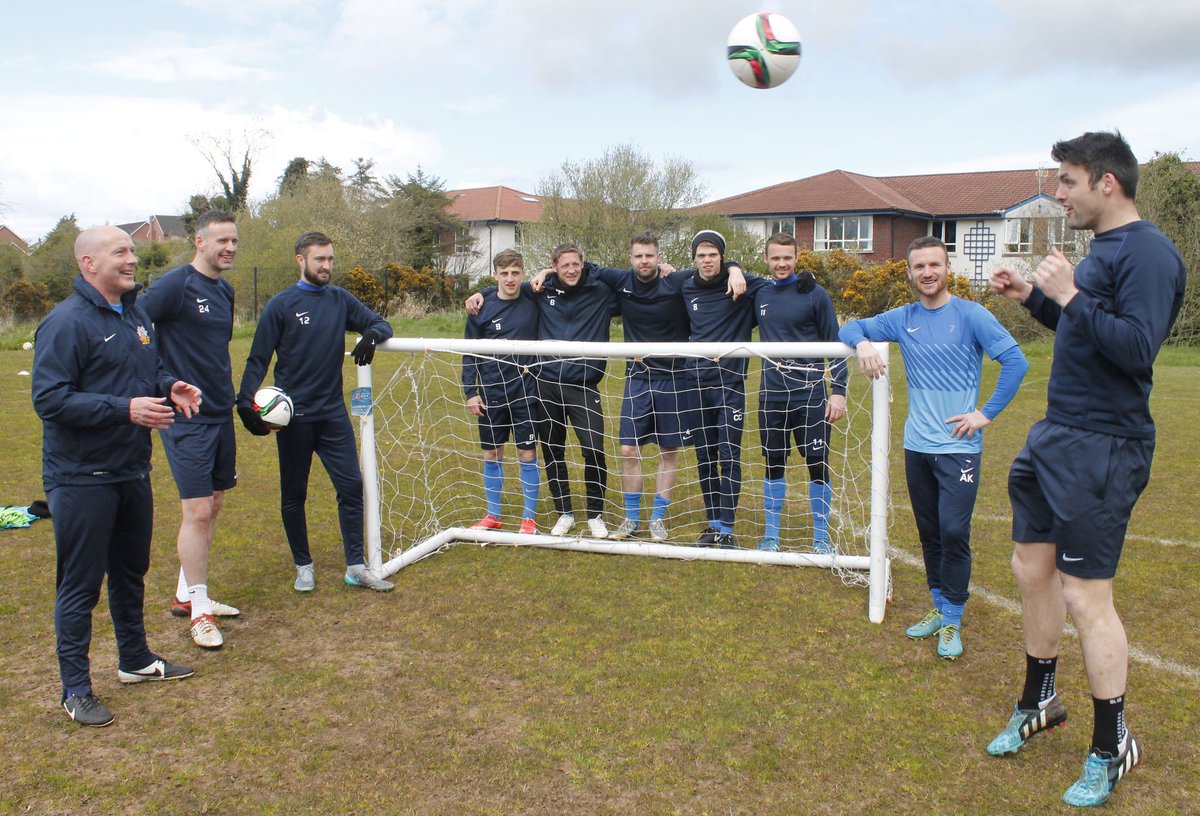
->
[529,268,552,292]
[465,292,484,315]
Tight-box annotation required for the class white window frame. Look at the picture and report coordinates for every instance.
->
[814,215,872,251]
[931,220,957,253]
[1004,218,1033,254]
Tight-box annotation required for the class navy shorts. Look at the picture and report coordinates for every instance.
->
[477,381,538,451]
[619,375,698,448]
[1008,419,1154,579]
[159,419,237,500]
[758,391,830,462]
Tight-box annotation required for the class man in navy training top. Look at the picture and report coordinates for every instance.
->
[462,249,540,535]
[33,225,202,727]
[519,235,747,541]
[749,232,848,554]
[840,235,1028,660]
[139,211,241,650]
[470,243,618,539]
[589,232,743,542]
[986,131,1186,808]
[238,231,395,593]
[682,230,756,549]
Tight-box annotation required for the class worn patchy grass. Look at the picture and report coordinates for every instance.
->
[0,338,1196,815]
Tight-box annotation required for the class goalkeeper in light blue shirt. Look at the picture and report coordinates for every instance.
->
[839,236,1028,660]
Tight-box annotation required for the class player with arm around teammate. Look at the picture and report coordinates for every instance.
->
[468,243,617,539]
[33,226,202,727]
[138,210,241,649]
[462,249,541,534]
[681,230,756,549]
[237,231,394,593]
[749,232,848,553]
[840,235,1028,660]
[985,132,1186,808]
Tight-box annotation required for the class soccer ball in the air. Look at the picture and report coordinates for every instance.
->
[253,386,294,430]
[727,12,802,89]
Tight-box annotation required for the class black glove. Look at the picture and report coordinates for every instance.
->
[796,270,817,294]
[352,329,381,366]
[237,404,272,436]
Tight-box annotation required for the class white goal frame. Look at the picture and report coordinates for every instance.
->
[357,338,892,623]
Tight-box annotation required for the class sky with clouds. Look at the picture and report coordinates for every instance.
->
[3,0,1199,241]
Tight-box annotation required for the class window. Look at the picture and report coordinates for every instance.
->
[1049,217,1077,252]
[453,226,473,255]
[931,220,957,253]
[814,216,872,251]
[1006,216,1076,254]
[1004,218,1033,254]
[767,218,795,238]
[513,223,526,250]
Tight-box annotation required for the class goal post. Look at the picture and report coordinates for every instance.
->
[357,338,892,622]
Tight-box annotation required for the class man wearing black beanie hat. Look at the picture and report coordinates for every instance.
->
[680,230,754,548]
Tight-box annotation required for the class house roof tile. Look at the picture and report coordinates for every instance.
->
[448,186,543,223]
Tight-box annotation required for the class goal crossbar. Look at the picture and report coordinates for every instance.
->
[358,338,892,622]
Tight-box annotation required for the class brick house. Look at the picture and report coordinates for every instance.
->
[0,225,31,255]
[117,214,189,244]
[702,168,1086,282]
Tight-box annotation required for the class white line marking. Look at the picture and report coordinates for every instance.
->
[889,547,1200,685]
[975,514,1200,550]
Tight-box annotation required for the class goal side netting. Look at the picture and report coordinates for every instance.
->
[356,339,892,622]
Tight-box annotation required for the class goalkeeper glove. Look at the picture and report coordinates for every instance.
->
[352,329,381,366]
[237,404,272,437]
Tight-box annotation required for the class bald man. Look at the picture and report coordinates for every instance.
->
[33,225,202,727]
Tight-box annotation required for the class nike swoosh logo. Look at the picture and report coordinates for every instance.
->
[295,311,308,317]
[196,298,208,303]
[906,327,920,333]
[103,334,116,342]
[622,288,632,294]
[1062,555,1084,562]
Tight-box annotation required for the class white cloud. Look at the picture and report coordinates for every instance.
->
[442,95,504,115]
[0,95,443,241]
[94,42,276,84]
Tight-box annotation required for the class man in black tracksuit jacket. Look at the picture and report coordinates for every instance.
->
[33,225,202,727]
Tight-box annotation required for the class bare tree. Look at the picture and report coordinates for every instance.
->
[188,127,271,214]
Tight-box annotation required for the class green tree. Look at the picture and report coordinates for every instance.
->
[277,156,311,196]
[24,215,80,303]
[526,144,707,269]
[1136,152,1200,345]
[0,244,25,290]
[378,168,465,271]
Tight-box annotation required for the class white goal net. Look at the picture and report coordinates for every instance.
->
[356,339,892,622]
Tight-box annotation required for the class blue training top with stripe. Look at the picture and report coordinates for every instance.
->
[839,296,1022,454]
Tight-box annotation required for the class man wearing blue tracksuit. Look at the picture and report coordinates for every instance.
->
[238,231,394,594]
[749,232,848,554]
[33,225,202,727]
[840,235,1028,661]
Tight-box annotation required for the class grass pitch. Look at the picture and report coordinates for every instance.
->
[0,332,1197,815]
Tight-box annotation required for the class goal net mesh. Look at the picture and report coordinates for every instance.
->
[361,338,891,597]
